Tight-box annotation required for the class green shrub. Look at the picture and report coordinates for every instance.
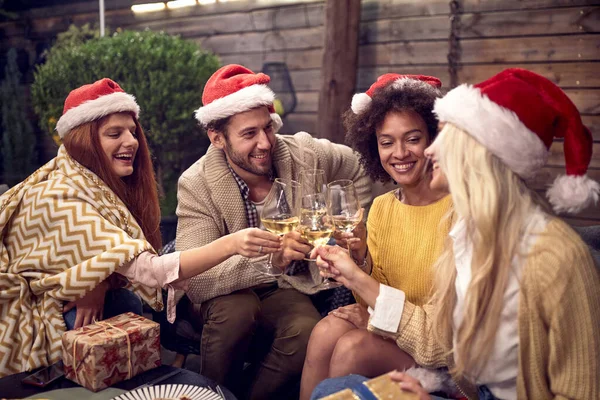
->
[1,48,36,185]
[31,29,220,215]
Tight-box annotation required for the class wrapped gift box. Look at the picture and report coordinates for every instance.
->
[62,312,161,392]
[321,374,419,400]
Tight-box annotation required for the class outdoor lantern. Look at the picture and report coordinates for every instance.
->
[261,62,296,118]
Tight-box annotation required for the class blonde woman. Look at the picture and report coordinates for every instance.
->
[311,69,600,399]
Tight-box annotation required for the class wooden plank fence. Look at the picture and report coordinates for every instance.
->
[1,0,598,224]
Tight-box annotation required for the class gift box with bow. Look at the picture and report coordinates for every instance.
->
[61,312,161,391]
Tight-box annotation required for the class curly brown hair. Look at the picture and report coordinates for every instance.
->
[343,80,442,183]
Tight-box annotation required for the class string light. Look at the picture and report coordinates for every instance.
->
[166,0,197,9]
[131,2,166,13]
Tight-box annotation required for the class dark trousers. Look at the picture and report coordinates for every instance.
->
[188,283,321,400]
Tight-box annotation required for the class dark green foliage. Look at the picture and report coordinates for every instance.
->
[1,48,36,186]
[31,28,220,215]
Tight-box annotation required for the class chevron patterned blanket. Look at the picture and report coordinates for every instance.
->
[0,146,162,377]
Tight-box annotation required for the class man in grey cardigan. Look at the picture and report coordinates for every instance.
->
[176,64,372,399]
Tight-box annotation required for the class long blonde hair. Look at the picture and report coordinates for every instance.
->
[431,123,550,380]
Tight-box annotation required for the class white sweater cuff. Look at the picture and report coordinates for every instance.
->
[369,283,406,333]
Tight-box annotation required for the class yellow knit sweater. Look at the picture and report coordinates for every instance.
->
[370,218,600,399]
[365,191,453,306]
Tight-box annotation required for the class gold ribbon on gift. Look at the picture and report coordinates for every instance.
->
[71,319,133,384]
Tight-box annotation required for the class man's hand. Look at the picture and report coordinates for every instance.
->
[63,280,110,329]
[271,231,312,271]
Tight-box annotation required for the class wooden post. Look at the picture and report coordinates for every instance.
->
[316,0,361,143]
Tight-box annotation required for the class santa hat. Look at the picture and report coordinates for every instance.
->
[56,78,140,138]
[351,73,442,114]
[194,64,283,132]
[434,68,599,214]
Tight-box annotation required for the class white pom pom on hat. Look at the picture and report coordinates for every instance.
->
[434,68,599,214]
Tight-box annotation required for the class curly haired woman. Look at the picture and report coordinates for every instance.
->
[300,74,453,399]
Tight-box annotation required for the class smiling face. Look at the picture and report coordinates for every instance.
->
[210,106,276,178]
[376,110,431,188]
[98,112,139,178]
[424,123,449,192]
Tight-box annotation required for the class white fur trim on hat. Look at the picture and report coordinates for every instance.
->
[547,174,600,214]
[351,93,372,114]
[56,92,140,138]
[434,84,548,179]
[391,77,441,96]
[195,84,276,126]
[270,113,283,132]
[403,367,454,394]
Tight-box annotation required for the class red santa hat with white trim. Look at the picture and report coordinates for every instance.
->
[351,73,442,114]
[194,64,283,131]
[56,78,140,138]
[434,68,599,214]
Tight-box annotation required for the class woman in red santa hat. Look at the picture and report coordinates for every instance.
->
[0,78,281,377]
[300,73,455,400]
[310,68,600,399]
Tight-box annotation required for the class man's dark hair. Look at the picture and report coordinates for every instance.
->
[205,115,232,136]
[343,81,442,183]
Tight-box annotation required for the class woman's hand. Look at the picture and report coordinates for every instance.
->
[333,210,367,263]
[63,280,110,329]
[329,303,369,329]
[311,245,363,288]
[232,228,282,258]
[388,371,431,400]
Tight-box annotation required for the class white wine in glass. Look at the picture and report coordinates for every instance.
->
[327,179,361,250]
[298,193,332,254]
[297,192,341,289]
[261,215,300,236]
[252,178,300,276]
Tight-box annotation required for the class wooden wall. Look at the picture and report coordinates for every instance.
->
[1,0,599,224]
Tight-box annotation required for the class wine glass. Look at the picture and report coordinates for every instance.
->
[298,192,332,255]
[298,169,330,261]
[327,179,361,252]
[298,169,342,289]
[299,169,326,195]
[252,178,300,276]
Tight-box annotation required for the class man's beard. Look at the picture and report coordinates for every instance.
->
[225,144,272,177]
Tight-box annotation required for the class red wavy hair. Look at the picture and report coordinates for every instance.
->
[62,113,163,251]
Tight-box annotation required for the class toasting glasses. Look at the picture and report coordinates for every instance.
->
[298,169,342,289]
[252,178,300,277]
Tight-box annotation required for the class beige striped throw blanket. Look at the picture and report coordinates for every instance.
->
[0,146,162,377]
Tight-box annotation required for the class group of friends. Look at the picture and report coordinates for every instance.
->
[0,63,599,400]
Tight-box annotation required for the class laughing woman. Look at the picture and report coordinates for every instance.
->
[312,69,600,399]
[0,78,281,377]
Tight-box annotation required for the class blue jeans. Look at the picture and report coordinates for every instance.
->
[311,375,368,400]
[63,288,143,330]
[310,374,496,400]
